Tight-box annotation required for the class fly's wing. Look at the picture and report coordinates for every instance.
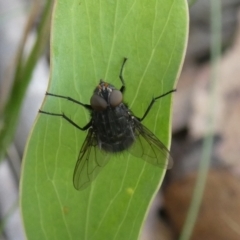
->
[128,119,173,169]
[73,128,110,190]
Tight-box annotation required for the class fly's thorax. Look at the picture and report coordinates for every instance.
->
[90,80,123,111]
[91,103,136,152]
[91,103,132,130]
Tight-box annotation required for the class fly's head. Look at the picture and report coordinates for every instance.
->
[90,80,123,111]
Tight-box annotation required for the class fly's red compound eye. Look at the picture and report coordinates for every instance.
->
[90,94,107,111]
[109,90,122,107]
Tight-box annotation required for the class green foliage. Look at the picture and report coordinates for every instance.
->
[20,0,188,239]
[0,1,53,160]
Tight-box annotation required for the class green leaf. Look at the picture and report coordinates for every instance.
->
[20,0,188,239]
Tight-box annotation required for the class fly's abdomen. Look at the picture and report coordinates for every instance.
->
[92,106,135,152]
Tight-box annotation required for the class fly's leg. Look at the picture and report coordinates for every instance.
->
[138,89,177,122]
[45,93,92,110]
[119,58,127,93]
[39,110,91,131]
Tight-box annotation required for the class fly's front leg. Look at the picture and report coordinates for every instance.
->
[119,58,127,93]
[45,93,92,110]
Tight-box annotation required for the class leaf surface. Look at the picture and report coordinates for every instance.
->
[20,0,188,239]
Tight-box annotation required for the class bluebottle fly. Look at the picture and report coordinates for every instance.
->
[39,58,176,190]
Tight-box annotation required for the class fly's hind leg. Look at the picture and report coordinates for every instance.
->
[39,110,91,131]
[137,89,177,122]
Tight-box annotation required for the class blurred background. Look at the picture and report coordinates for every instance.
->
[1,0,240,239]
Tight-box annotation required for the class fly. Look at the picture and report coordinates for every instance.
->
[39,58,176,190]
